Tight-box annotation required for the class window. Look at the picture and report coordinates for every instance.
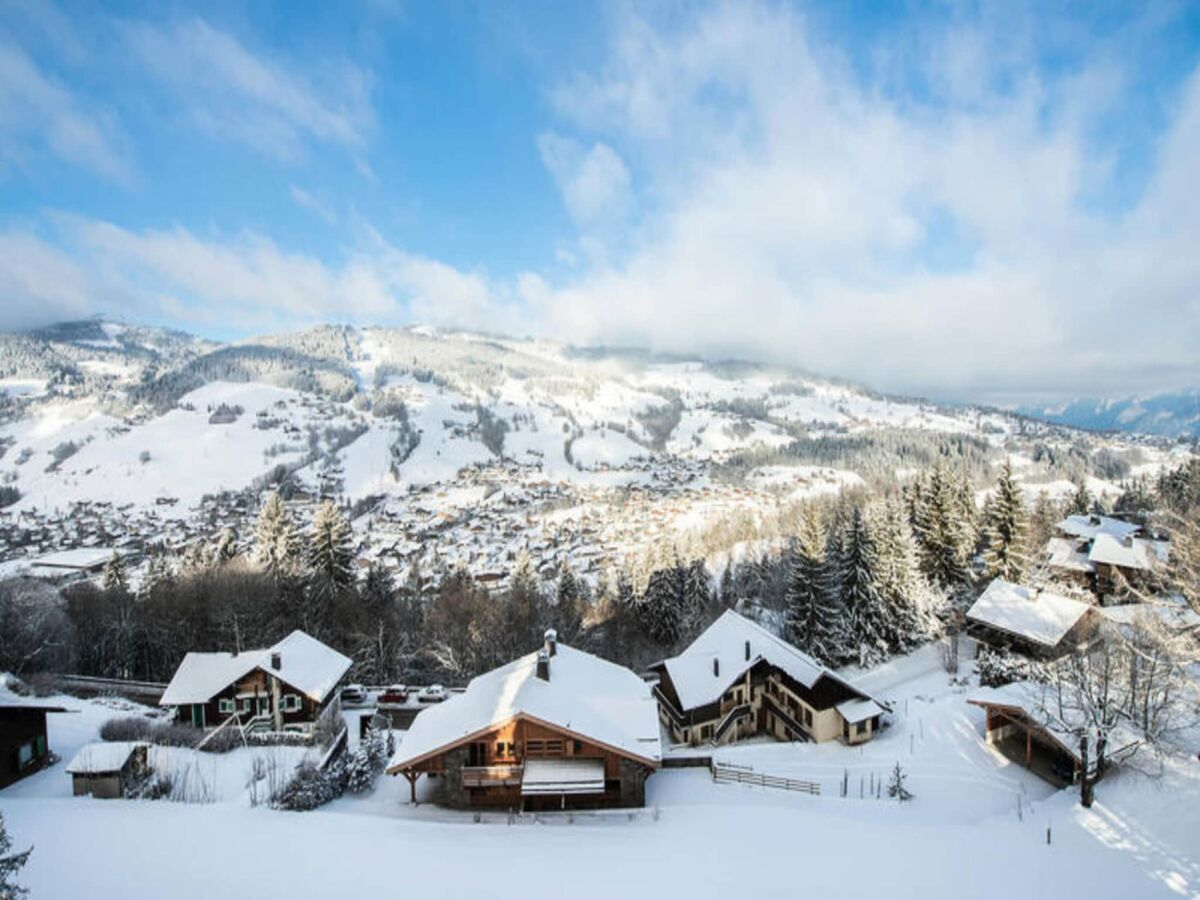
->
[17,742,34,768]
[282,695,301,712]
[571,740,583,755]
[240,699,251,713]
[218,698,235,715]
[855,721,866,736]
[803,708,813,727]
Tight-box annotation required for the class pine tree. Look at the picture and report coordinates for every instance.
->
[101,552,128,595]
[1067,479,1093,516]
[681,559,711,632]
[501,552,548,655]
[638,560,685,645]
[254,491,302,578]
[308,500,354,588]
[552,565,585,642]
[0,810,31,900]
[838,507,891,667]
[212,527,239,565]
[982,461,1029,582]
[914,463,973,588]
[873,500,931,654]
[886,762,912,801]
[784,513,829,657]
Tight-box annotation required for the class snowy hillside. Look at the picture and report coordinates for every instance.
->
[0,319,1179,583]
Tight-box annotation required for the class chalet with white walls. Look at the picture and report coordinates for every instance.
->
[649,610,888,748]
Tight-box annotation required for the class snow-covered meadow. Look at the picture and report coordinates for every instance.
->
[3,647,1197,900]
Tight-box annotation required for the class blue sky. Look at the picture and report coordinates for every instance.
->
[2,1,1199,402]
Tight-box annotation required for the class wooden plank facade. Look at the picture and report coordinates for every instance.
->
[395,714,655,810]
[0,705,64,789]
[177,667,333,734]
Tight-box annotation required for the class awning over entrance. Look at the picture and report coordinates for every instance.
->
[521,758,606,796]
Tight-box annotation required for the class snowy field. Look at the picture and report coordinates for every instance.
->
[3,649,1198,899]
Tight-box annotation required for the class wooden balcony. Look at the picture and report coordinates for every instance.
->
[460,764,524,788]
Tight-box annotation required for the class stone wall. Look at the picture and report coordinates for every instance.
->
[619,759,650,807]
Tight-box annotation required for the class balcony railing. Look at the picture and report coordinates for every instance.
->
[460,764,524,788]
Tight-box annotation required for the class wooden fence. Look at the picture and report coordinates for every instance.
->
[711,762,820,796]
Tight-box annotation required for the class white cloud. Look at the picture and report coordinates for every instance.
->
[0,216,512,337]
[121,18,373,160]
[530,3,1200,401]
[0,41,132,181]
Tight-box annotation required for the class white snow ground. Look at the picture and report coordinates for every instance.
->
[3,645,1198,899]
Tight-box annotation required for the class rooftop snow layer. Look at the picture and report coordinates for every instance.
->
[388,642,662,770]
[655,609,871,711]
[1056,514,1141,542]
[159,630,351,706]
[966,579,1092,648]
[65,741,145,774]
[1087,534,1161,571]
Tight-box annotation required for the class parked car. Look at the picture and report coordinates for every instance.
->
[417,684,447,703]
[340,684,369,706]
[378,684,409,704]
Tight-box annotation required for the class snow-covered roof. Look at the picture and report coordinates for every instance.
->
[966,578,1093,648]
[654,609,870,712]
[1087,534,1160,571]
[388,642,661,770]
[1045,537,1094,573]
[837,698,886,724]
[65,741,145,774]
[159,630,351,706]
[1101,601,1200,633]
[1056,514,1140,542]
[969,682,1141,762]
[30,547,126,570]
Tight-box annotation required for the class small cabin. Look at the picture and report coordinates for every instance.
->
[66,742,149,799]
[0,701,68,788]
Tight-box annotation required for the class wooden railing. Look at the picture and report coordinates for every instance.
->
[712,763,820,795]
[711,703,751,744]
[460,764,524,788]
[652,685,687,729]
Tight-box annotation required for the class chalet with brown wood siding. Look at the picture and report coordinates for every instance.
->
[386,630,661,810]
[159,630,351,736]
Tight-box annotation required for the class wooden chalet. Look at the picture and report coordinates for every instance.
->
[1047,515,1168,600]
[66,742,149,799]
[0,700,68,789]
[649,611,888,748]
[965,578,1098,659]
[386,630,661,810]
[159,630,351,736]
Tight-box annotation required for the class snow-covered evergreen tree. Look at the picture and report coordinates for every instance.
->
[981,460,1029,582]
[914,463,973,588]
[784,512,838,661]
[501,552,548,654]
[1067,479,1094,516]
[681,558,711,631]
[101,552,128,595]
[552,565,585,642]
[873,499,932,653]
[254,491,302,578]
[638,558,686,645]
[0,810,31,900]
[838,507,891,667]
[211,527,239,565]
[307,500,354,588]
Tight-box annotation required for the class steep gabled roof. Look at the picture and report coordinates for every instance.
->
[966,578,1092,648]
[159,630,351,706]
[651,609,874,713]
[1056,514,1140,542]
[1088,534,1161,571]
[388,643,661,771]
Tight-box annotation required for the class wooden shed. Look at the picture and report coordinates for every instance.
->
[65,742,149,799]
[0,702,68,789]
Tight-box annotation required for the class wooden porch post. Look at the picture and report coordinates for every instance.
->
[1025,728,1032,768]
[403,770,419,804]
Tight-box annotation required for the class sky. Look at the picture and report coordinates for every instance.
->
[1,1,1199,405]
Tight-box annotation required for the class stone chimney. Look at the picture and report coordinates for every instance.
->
[536,649,550,681]
[270,651,282,671]
[544,628,558,657]
[744,640,751,661]
[713,657,720,677]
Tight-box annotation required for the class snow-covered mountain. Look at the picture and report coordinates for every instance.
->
[2,318,1185,584]
[1019,391,1200,438]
